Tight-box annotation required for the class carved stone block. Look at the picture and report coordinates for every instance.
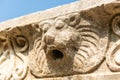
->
[0,0,120,80]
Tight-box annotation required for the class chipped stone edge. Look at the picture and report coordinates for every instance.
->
[0,0,115,31]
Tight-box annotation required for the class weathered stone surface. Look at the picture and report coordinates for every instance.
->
[0,0,120,80]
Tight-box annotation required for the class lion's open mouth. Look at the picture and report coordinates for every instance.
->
[45,44,67,61]
[46,48,67,62]
[50,49,64,60]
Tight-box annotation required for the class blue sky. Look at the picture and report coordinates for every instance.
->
[0,0,77,22]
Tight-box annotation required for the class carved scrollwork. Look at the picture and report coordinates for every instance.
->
[12,35,29,53]
[106,40,120,72]
[106,14,120,72]
[0,25,33,80]
[112,14,120,37]
[1,1,120,80]
[10,34,28,80]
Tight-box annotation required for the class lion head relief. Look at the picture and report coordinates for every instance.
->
[29,13,109,78]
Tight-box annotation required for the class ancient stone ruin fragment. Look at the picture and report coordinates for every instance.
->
[0,0,120,80]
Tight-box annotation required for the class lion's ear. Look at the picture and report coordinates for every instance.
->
[55,13,81,28]
[65,13,80,27]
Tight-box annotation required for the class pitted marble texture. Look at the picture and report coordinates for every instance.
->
[0,0,120,80]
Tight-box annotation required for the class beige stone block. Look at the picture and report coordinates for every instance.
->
[0,0,120,80]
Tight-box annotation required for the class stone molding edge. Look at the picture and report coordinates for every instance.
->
[0,0,115,31]
[0,0,120,80]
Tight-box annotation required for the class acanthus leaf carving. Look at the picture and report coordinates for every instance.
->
[1,2,120,79]
[0,24,37,80]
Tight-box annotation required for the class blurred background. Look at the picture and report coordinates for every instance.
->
[0,0,77,22]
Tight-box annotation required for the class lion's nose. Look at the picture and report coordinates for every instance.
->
[44,34,55,44]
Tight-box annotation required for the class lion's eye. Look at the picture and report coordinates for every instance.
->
[55,20,65,29]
